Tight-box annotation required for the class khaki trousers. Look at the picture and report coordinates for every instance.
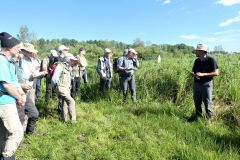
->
[58,86,76,122]
[0,103,24,157]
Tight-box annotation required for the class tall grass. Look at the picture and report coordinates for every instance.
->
[16,54,240,159]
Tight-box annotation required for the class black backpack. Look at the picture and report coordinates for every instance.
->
[113,57,119,73]
[113,57,126,73]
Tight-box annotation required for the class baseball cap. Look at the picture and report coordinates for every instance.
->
[104,48,112,53]
[50,50,58,57]
[58,45,69,51]
[79,47,86,52]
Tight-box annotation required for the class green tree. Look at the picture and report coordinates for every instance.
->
[17,25,37,43]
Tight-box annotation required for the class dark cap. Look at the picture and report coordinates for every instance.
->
[0,32,20,48]
[79,47,86,52]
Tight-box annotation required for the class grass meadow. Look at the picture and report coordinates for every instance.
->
[16,54,240,160]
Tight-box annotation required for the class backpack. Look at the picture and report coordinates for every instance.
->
[113,57,125,73]
[113,57,119,73]
[49,62,64,77]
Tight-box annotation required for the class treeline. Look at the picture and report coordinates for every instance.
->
[32,38,195,60]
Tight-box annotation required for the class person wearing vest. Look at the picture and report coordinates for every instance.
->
[77,47,88,84]
[51,54,77,122]
[117,48,139,102]
[97,48,113,92]
[0,32,25,160]
[56,45,69,115]
[188,44,219,122]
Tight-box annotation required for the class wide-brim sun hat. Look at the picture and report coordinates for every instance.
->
[22,43,38,54]
[128,48,138,54]
[65,53,77,61]
[195,44,208,52]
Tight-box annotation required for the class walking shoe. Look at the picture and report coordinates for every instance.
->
[187,114,201,122]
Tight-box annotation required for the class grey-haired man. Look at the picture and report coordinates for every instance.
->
[117,48,139,102]
[51,54,77,122]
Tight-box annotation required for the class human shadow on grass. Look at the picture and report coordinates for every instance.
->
[208,130,240,152]
[127,105,184,118]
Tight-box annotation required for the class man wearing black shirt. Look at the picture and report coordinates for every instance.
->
[190,44,219,121]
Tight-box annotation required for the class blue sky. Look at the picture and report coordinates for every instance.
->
[0,0,240,52]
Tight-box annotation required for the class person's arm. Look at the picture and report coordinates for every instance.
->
[97,58,106,78]
[117,58,130,71]
[2,82,25,106]
[132,58,139,69]
[195,69,219,77]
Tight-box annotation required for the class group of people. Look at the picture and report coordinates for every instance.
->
[0,31,219,159]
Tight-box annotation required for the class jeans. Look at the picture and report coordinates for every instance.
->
[80,69,88,83]
[33,77,41,98]
[193,81,213,118]
[71,77,80,98]
[99,78,112,92]
[120,75,136,102]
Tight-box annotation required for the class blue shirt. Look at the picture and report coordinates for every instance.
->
[192,56,218,83]
[117,56,138,78]
[0,55,19,105]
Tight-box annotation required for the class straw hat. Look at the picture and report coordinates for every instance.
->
[22,43,38,53]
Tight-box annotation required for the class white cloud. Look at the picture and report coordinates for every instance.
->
[163,0,172,4]
[219,11,240,26]
[214,29,240,35]
[155,0,172,4]
[180,34,234,42]
[205,37,233,42]
[217,0,240,6]
[180,34,200,40]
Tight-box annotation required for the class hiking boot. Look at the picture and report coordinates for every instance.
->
[187,114,201,122]
[1,155,15,160]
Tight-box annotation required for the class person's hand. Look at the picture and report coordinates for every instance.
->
[101,73,106,79]
[195,72,205,77]
[21,94,26,106]
[17,96,25,107]
[125,67,133,71]
[29,74,35,81]
[21,83,32,91]
[41,71,48,76]
[192,72,200,79]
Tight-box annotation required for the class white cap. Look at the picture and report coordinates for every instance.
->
[104,48,112,53]
[128,48,137,54]
[50,50,58,57]
[65,53,77,61]
[58,45,69,51]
